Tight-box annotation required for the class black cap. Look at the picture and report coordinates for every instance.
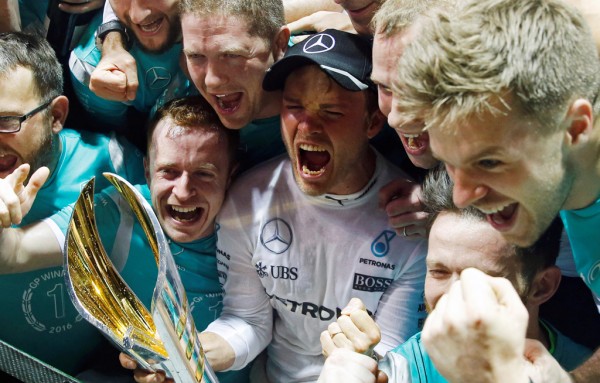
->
[263,29,375,92]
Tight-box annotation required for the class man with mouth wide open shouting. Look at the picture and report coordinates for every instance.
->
[0,96,249,383]
[83,0,291,171]
[188,29,427,383]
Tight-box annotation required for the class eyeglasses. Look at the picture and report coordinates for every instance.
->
[0,100,53,133]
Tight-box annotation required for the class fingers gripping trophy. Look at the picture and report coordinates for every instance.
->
[63,173,219,383]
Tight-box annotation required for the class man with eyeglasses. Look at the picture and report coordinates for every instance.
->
[0,31,145,377]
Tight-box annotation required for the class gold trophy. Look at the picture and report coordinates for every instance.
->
[63,173,219,383]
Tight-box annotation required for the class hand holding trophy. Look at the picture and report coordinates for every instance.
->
[63,173,219,383]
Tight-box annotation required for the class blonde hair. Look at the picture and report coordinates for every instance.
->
[372,0,454,37]
[393,0,600,132]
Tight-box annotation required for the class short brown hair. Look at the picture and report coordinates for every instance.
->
[0,32,63,101]
[147,96,239,167]
[179,0,284,46]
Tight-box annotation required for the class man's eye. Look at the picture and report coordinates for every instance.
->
[428,269,450,278]
[186,53,205,61]
[478,159,501,169]
[160,169,177,177]
[324,111,343,118]
[378,84,392,94]
[196,171,215,180]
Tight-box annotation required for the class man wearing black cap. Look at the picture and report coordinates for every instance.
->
[188,29,427,383]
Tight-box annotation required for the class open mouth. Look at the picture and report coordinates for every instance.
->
[399,132,429,155]
[214,93,242,114]
[478,202,518,231]
[0,154,18,177]
[299,144,330,177]
[167,205,203,223]
[138,17,164,35]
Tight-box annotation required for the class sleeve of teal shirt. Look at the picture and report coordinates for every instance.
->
[47,188,121,261]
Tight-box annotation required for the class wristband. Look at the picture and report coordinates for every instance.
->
[95,20,132,51]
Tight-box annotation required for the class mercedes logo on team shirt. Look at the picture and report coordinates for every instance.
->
[303,33,336,54]
[146,67,172,90]
[260,218,293,254]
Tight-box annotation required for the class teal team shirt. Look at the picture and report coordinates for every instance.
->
[561,197,600,297]
[380,322,591,383]
[49,184,250,383]
[69,12,190,131]
[0,129,145,375]
[238,115,286,173]
[22,129,144,226]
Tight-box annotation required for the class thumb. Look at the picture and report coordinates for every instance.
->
[523,338,572,382]
[341,297,367,315]
[376,370,389,383]
[523,338,547,364]
[523,338,552,367]
[377,178,413,210]
[119,352,138,370]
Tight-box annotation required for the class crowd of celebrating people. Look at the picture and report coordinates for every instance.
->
[1,0,600,382]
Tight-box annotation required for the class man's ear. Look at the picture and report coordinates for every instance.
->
[273,26,291,61]
[366,109,386,139]
[527,266,562,306]
[565,98,594,146]
[49,96,69,134]
[179,50,191,80]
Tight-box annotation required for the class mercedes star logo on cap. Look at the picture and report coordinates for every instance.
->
[303,33,336,54]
